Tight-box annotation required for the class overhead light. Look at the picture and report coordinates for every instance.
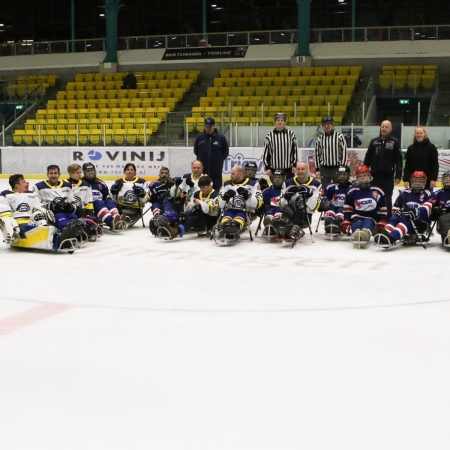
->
[211,4,217,7]
[0,24,4,27]
[99,13,105,17]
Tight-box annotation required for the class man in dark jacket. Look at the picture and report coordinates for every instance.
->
[364,120,402,218]
[193,117,229,190]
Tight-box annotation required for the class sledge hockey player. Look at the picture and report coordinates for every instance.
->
[261,169,285,238]
[170,160,205,212]
[82,162,127,231]
[33,164,84,245]
[321,164,353,237]
[431,171,450,246]
[65,164,100,241]
[273,161,321,243]
[374,171,433,248]
[344,165,387,248]
[244,161,268,218]
[110,162,149,227]
[183,175,220,235]
[216,165,262,241]
[1,174,73,251]
[148,167,178,236]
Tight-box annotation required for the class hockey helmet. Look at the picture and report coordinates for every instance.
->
[82,162,96,178]
[244,161,258,178]
[163,209,179,226]
[442,171,450,191]
[336,165,351,184]
[274,112,286,121]
[271,169,286,188]
[355,165,371,188]
[410,170,427,192]
[321,116,334,125]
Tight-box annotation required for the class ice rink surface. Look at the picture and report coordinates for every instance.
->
[1,179,449,450]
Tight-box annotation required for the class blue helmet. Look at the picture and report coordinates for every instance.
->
[163,210,179,226]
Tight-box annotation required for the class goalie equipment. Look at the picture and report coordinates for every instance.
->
[29,209,50,227]
[0,216,21,244]
[273,216,293,238]
[318,197,331,212]
[290,225,305,240]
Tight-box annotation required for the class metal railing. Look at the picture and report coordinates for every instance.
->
[1,24,450,57]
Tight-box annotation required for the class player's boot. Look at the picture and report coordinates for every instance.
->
[324,219,341,237]
[222,219,241,239]
[373,229,395,248]
[262,217,276,237]
[443,229,450,247]
[154,214,184,239]
[112,214,127,231]
[58,220,81,250]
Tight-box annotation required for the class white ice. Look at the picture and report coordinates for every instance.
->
[0,179,449,450]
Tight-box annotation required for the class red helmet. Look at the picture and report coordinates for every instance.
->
[410,171,427,192]
[355,165,370,176]
[355,165,371,188]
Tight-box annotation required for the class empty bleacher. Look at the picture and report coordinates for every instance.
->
[14,70,199,145]
[378,64,437,91]
[185,66,361,132]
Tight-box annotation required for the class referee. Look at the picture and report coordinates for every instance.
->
[314,116,347,186]
[262,112,298,180]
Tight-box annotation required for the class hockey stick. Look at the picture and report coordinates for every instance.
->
[134,184,146,228]
[315,211,323,232]
[300,191,315,243]
[255,212,264,236]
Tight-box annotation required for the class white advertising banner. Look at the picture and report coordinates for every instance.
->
[2,146,450,180]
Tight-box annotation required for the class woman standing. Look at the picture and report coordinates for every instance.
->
[403,126,439,190]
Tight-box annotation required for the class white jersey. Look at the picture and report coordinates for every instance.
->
[170,173,205,200]
[65,179,94,215]
[33,180,74,206]
[218,178,262,213]
[184,190,220,217]
[0,189,40,224]
[112,177,149,208]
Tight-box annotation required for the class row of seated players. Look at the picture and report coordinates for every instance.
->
[319,164,450,248]
[2,159,450,251]
[0,163,130,251]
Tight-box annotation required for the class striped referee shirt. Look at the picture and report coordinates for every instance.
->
[263,127,298,171]
[314,130,347,169]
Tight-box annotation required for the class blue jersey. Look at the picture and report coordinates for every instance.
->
[322,182,352,220]
[431,188,450,214]
[392,189,433,223]
[262,185,283,208]
[83,178,112,203]
[344,186,387,222]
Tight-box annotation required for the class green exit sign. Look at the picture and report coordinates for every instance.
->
[399,99,409,104]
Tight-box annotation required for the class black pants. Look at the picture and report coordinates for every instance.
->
[371,177,394,218]
[318,166,339,187]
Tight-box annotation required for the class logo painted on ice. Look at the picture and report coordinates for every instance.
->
[88,150,102,161]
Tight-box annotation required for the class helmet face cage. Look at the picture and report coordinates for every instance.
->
[244,162,258,178]
[355,167,371,187]
[271,171,286,187]
[410,171,427,191]
[336,166,350,184]
[442,172,450,189]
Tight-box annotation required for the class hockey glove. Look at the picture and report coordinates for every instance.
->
[110,182,120,196]
[50,197,71,214]
[403,208,419,221]
[318,197,331,212]
[185,179,195,188]
[341,220,351,235]
[222,190,236,202]
[236,187,250,200]
[392,209,403,217]
[132,184,146,198]
[258,178,269,191]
